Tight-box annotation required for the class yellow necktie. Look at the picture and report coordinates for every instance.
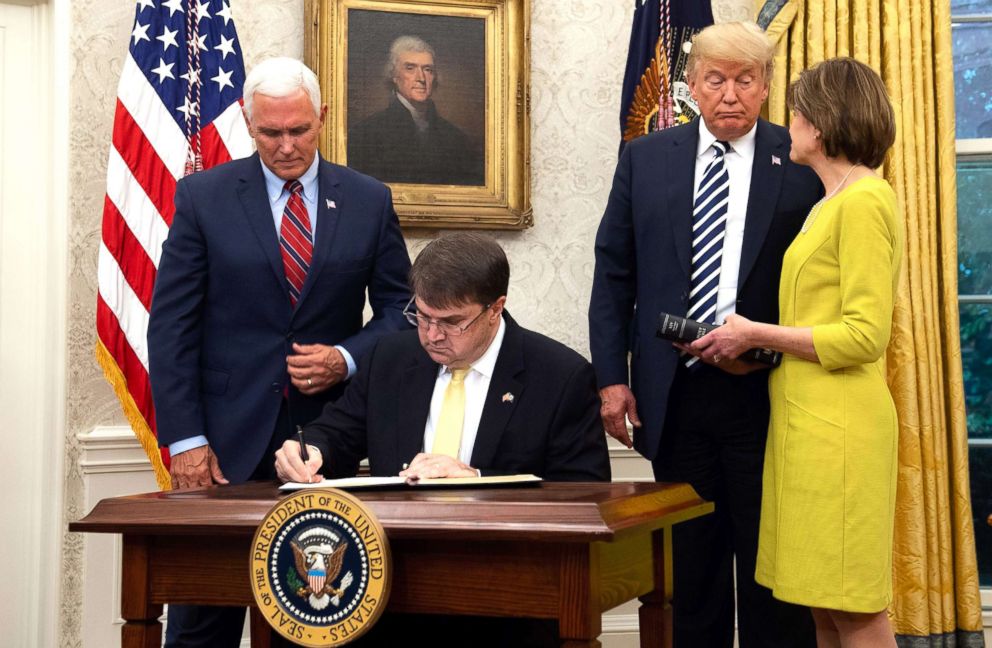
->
[432,368,468,458]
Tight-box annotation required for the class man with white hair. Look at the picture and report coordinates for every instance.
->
[148,56,411,646]
[348,34,483,185]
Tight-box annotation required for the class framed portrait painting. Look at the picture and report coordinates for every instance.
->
[305,0,531,229]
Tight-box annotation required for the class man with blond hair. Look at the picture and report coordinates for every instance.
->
[590,22,821,647]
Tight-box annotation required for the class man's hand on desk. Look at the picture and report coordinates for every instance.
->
[399,453,478,480]
[170,444,229,489]
[274,439,324,483]
[287,343,348,396]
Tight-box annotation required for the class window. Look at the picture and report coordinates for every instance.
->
[952,0,992,593]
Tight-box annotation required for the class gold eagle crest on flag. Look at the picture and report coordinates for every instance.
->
[624,28,702,142]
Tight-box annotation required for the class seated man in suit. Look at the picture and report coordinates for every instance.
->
[274,232,610,484]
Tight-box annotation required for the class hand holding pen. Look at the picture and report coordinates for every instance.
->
[273,427,323,484]
[297,426,311,483]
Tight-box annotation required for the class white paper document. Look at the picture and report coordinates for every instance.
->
[279,474,542,491]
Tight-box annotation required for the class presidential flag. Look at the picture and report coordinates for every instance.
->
[619,0,713,145]
[95,0,253,489]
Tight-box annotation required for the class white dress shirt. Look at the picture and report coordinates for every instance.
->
[261,153,320,238]
[395,92,430,132]
[422,316,507,465]
[694,119,757,324]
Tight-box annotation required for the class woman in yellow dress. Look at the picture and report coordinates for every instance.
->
[685,57,901,647]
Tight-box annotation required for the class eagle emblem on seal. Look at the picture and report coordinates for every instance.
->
[290,527,354,610]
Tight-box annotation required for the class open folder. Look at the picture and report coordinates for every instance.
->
[279,474,542,491]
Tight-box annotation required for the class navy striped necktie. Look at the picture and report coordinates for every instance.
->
[279,180,313,306]
[685,140,731,366]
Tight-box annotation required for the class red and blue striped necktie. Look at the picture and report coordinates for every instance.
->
[279,180,313,306]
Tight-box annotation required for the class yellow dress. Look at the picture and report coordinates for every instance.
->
[755,176,903,612]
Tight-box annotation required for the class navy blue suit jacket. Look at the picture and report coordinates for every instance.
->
[148,153,412,482]
[306,314,611,482]
[589,119,822,461]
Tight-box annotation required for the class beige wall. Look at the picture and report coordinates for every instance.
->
[59,0,754,643]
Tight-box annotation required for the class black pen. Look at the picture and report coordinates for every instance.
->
[297,425,309,462]
[296,426,314,484]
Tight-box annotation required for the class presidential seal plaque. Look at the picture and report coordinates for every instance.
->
[251,489,391,646]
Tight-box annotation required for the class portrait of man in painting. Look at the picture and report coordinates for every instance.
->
[347,9,485,186]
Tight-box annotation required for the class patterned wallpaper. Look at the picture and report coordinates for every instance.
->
[59,0,753,642]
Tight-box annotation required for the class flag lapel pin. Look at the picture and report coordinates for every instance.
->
[771,155,781,166]
[501,392,514,403]
[326,199,336,209]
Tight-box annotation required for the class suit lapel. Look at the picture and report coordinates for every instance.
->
[236,153,289,297]
[296,157,342,310]
[668,123,701,279]
[397,351,438,465]
[470,314,524,469]
[738,119,786,289]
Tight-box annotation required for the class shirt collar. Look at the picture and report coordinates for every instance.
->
[441,315,506,380]
[696,118,758,160]
[260,153,320,204]
[395,92,430,131]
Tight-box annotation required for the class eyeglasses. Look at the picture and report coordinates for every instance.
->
[402,298,492,337]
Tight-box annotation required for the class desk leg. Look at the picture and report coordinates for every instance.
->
[638,527,673,648]
[249,607,272,648]
[120,535,164,648]
[557,545,602,648]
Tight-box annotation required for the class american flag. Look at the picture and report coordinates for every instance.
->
[619,0,712,146]
[95,0,253,489]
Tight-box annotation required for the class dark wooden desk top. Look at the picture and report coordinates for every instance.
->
[70,481,710,542]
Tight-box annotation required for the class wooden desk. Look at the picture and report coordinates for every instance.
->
[70,481,711,648]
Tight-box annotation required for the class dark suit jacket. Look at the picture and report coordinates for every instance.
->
[589,119,822,461]
[348,97,483,186]
[148,153,412,482]
[305,314,611,482]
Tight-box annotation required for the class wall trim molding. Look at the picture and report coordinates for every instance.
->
[982,588,991,631]
[78,425,142,441]
[76,426,159,646]
[78,426,154,474]
[601,613,639,633]
[608,444,643,459]
[79,460,159,474]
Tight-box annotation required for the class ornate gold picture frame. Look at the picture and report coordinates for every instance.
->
[305,0,531,229]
